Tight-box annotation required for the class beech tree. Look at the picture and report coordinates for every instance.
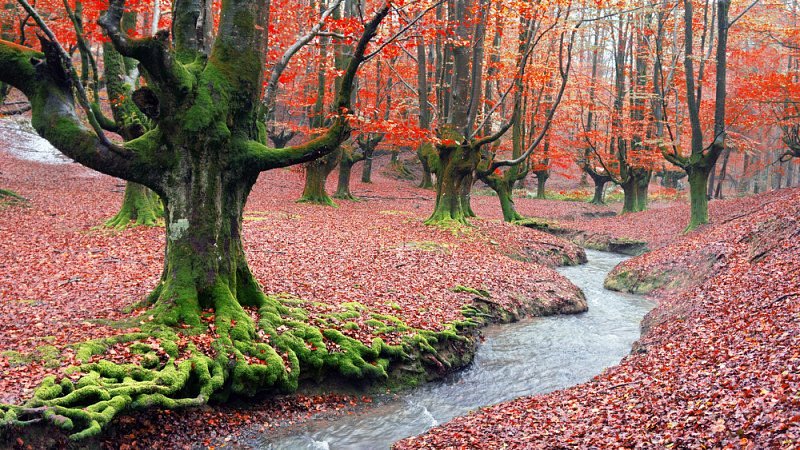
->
[662,0,730,230]
[0,0,390,437]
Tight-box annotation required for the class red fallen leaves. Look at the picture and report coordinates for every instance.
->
[395,188,800,449]
[0,136,581,417]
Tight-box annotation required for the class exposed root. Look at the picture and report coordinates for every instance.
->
[104,183,163,229]
[332,191,360,202]
[0,287,473,440]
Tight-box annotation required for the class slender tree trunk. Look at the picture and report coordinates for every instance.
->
[361,149,374,182]
[635,170,650,211]
[418,144,435,189]
[714,147,731,198]
[739,153,751,194]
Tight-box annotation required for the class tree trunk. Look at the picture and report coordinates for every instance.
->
[460,172,476,218]
[361,148,373,183]
[620,176,637,213]
[334,148,364,200]
[417,142,437,189]
[714,147,731,198]
[687,167,711,230]
[592,180,606,205]
[426,143,478,225]
[535,171,548,199]
[418,146,434,189]
[105,182,163,228]
[299,150,341,206]
[588,171,611,205]
[635,170,650,211]
[149,170,263,326]
[484,175,522,222]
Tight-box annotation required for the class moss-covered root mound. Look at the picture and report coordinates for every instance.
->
[104,182,164,229]
[0,294,471,441]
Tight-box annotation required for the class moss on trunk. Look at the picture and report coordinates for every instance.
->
[687,168,710,231]
[417,142,435,189]
[482,173,523,222]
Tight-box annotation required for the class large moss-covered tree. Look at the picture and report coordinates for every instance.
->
[0,0,389,438]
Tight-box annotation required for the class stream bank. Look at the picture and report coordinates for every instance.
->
[252,250,654,449]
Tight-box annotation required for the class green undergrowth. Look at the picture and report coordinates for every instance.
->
[2,346,60,368]
[0,291,495,441]
[0,188,27,207]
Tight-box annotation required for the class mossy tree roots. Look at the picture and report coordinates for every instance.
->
[299,151,340,207]
[425,142,480,226]
[105,182,163,228]
[0,283,413,440]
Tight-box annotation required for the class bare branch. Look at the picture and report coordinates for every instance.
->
[364,0,445,61]
[16,0,118,151]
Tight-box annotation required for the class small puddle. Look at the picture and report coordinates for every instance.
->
[254,250,655,449]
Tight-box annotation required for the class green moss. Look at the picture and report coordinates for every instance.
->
[451,285,490,298]
[1,351,33,367]
[513,217,555,230]
[0,188,27,205]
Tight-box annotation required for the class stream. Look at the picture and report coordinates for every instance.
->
[255,250,655,449]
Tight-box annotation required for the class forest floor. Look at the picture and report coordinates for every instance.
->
[1,120,798,448]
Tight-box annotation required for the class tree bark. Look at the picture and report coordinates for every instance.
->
[426,142,479,224]
[106,182,163,228]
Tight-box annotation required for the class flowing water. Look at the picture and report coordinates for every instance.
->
[255,250,655,449]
